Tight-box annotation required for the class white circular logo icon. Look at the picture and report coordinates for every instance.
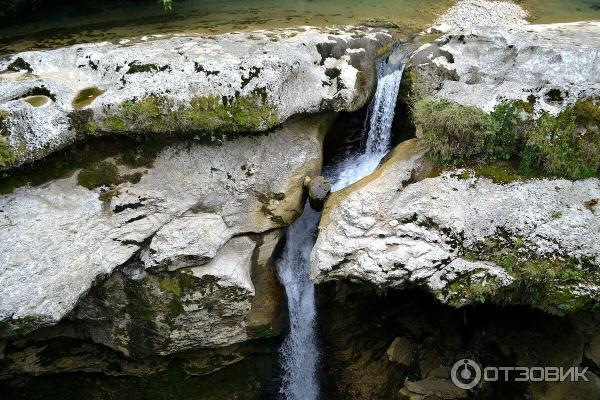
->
[451,359,482,390]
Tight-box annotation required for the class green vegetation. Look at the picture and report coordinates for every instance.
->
[76,160,146,198]
[0,133,168,195]
[76,161,121,189]
[454,238,600,314]
[161,0,173,11]
[159,276,183,297]
[68,109,97,136]
[100,94,279,137]
[0,111,21,168]
[413,96,600,180]
[104,116,127,131]
[0,137,19,169]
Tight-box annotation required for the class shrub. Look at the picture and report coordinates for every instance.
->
[414,96,600,180]
[523,102,600,179]
[413,97,494,163]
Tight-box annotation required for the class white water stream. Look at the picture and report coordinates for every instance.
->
[277,47,409,400]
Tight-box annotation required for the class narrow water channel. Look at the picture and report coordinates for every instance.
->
[276,46,410,400]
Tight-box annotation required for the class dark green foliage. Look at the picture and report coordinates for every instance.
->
[414,96,600,180]
[522,99,600,179]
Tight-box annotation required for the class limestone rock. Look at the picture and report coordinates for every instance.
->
[387,337,415,366]
[0,26,392,169]
[307,175,331,211]
[74,230,286,356]
[0,115,329,337]
[311,138,600,312]
[400,377,467,400]
[428,0,528,33]
[410,21,600,113]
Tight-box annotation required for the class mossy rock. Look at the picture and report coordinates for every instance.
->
[413,96,600,180]
[100,94,280,136]
[446,238,600,315]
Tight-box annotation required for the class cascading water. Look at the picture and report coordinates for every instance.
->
[327,47,410,191]
[277,205,321,400]
[277,46,410,400]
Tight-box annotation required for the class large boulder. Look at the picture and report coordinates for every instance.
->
[0,114,332,338]
[409,21,600,113]
[73,229,287,356]
[311,139,600,314]
[0,26,392,169]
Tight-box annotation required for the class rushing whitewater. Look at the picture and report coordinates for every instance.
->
[277,206,321,400]
[277,47,409,400]
[328,51,408,191]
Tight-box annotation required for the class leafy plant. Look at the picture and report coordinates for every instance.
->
[413,96,600,180]
[160,0,173,11]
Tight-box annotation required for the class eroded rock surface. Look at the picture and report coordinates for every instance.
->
[428,0,528,33]
[311,139,600,313]
[0,115,331,336]
[0,26,391,169]
[73,229,286,356]
[411,21,600,113]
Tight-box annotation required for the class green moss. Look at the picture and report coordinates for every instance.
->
[376,43,395,58]
[456,238,600,315]
[76,161,121,189]
[101,94,279,136]
[0,315,43,338]
[68,109,97,136]
[0,135,19,168]
[472,162,539,184]
[0,111,23,168]
[0,134,167,195]
[522,99,600,179]
[159,277,183,297]
[72,87,105,109]
[414,96,600,180]
[104,116,127,132]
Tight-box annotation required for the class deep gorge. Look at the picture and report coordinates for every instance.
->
[1,1,600,399]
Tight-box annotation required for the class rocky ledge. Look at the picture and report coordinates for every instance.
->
[0,115,332,353]
[311,139,600,314]
[0,26,391,169]
[410,21,600,113]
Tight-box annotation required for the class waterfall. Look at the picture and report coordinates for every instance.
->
[277,46,409,400]
[277,205,321,400]
[328,49,409,191]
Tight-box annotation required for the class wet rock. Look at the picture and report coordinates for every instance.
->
[387,337,415,366]
[0,115,330,337]
[318,281,600,400]
[410,21,600,113]
[400,376,467,399]
[306,175,331,211]
[311,138,600,313]
[0,26,392,169]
